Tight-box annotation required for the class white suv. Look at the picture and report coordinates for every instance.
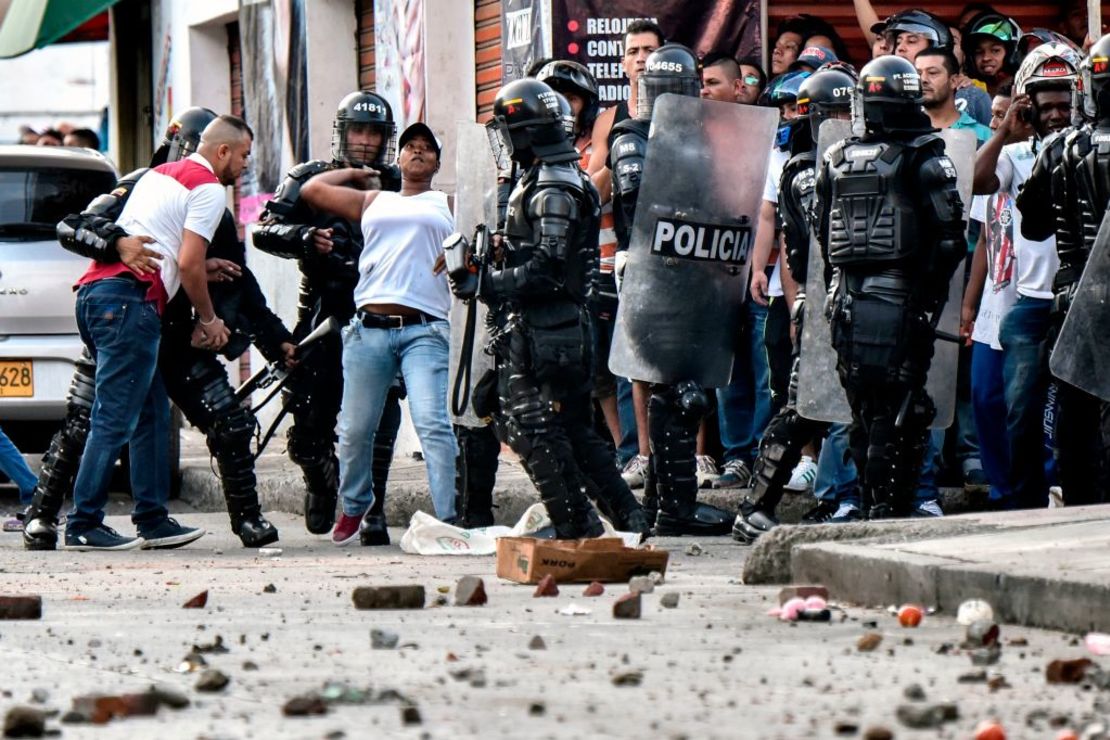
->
[0,145,117,422]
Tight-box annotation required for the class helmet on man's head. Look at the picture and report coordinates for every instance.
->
[487,78,577,169]
[636,43,700,120]
[962,12,1022,78]
[1081,34,1110,121]
[1017,28,1081,58]
[1014,41,1080,98]
[332,91,396,167]
[875,9,953,50]
[854,55,931,136]
[764,69,811,107]
[797,62,858,144]
[535,60,600,136]
[157,107,217,165]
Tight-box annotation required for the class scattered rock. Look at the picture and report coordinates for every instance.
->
[896,702,959,729]
[352,585,425,610]
[628,576,654,594]
[370,629,399,649]
[1046,658,1094,684]
[28,690,47,705]
[182,591,208,609]
[862,726,894,740]
[613,592,642,620]
[1008,637,1029,647]
[0,595,42,621]
[528,702,545,716]
[258,547,282,557]
[148,685,190,710]
[533,575,559,597]
[778,585,828,605]
[649,571,665,585]
[454,576,487,606]
[798,608,831,622]
[192,635,228,654]
[834,720,860,735]
[582,581,605,597]
[902,683,926,701]
[3,706,46,737]
[659,592,680,609]
[957,599,994,625]
[262,584,277,594]
[400,706,422,725]
[69,693,159,723]
[174,650,207,673]
[611,671,644,687]
[283,694,328,717]
[684,543,704,556]
[958,670,989,683]
[857,633,883,652]
[242,661,259,671]
[987,674,1011,692]
[194,669,230,693]
[970,645,1003,666]
[528,636,546,650]
[964,620,1001,648]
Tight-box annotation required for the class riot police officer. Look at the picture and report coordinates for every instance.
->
[734,64,858,543]
[22,107,288,550]
[608,44,735,536]
[450,78,649,539]
[814,55,966,518]
[253,92,403,542]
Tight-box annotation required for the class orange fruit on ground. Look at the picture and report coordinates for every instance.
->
[897,604,923,627]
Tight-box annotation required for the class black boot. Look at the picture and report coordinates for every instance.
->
[731,498,779,544]
[301,459,339,534]
[455,425,499,528]
[359,495,389,546]
[641,459,659,530]
[655,489,734,536]
[232,511,279,548]
[22,512,59,551]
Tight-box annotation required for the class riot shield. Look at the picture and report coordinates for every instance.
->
[1050,209,1110,401]
[448,121,498,427]
[797,122,974,428]
[608,95,778,388]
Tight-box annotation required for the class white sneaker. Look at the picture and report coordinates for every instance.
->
[621,454,649,489]
[784,455,818,492]
[912,499,944,518]
[695,455,720,488]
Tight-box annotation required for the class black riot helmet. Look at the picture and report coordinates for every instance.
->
[535,59,599,138]
[796,62,858,148]
[1085,34,1110,123]
[154,107,217,166]
[854,55,932,137]
[331,91,396,167]
[487,78,578,169]
[877,9,954,50]
[637,43,701,120]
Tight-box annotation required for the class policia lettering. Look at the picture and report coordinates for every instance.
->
[253,91,403,543]
[22,108,286,550]
[650,217,753,263]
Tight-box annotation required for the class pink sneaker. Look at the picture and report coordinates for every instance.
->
[332,512,363,546]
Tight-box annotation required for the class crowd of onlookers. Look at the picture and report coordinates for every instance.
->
[17,122,100,149]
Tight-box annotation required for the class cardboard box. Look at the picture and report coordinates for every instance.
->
[495,536,669,584]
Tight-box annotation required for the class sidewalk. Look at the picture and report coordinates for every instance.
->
[745,504,1110,634]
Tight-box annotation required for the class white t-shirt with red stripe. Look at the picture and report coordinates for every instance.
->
[111,153,226,301]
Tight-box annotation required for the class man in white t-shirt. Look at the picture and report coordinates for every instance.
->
[973,70,1072,509]
[65,115,251,551]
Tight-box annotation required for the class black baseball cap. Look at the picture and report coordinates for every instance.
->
[398,122,442,159]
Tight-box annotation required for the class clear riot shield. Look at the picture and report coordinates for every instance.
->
[796,122,974,428]
[608,94,779,388]
[448,121,499,427]
[1049,209,1110,401]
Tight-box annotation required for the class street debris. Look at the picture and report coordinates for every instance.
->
[262,583,277,593]
[628,576,654,594]
[964,620,1001,648]
[182,590,208,609]
[660,592,680,609]
[1046,658,1094,684]
[778,585,828,604]
[582,581,605,597]
[3,706,46,737]
[611,670,644,687]
[258,547,283,557]
[558,603,591,616]
[857,633,883,652]
[685,543,704,556]
[897,604,923,627]
[194,669,230,693]
[174,650,207,673]
[283,694,328,717]
[496,536,669,584]
[454,576,488,606]
[192,635,228,654]
[973,719,1007,740]
[895,701,959,729]
[903,683,926,701]
[351,585,425,610]
[533,574,559,597]
[862,726,894,740]
[957,599,994,625]
[528,635,546,650]
[613,592,642,619]
[0,595,42,620]
[370,628,399,649]
[1086,633,1110,656]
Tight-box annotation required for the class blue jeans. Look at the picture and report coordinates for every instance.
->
[717,300,772,466]
[814,422,858,505]
[337,318,458,520]
[998,295,1052,508]
[970,341,1012,502]
[0,425,37,505]
[69,278,169,532]
[615,376,638,465]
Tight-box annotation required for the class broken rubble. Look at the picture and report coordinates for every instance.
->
[283,694,328,717]
[3,706,46,737]
[1046,658,1094,684]
[194,669,230,693]
[0,595,42,620]
[533,575,559,597]
[182,591,208,609]
[352,585,425,610]
[454,576,487,606]
[582,581,605,597]
[370,628,399,649]
[895,702,959,729]
[659,592,680,609]
[611,670,644,687]
[964,620,1001,648]
[628,576,654,594]
[613,592,642,620]
[528,635,547,650]
[857,633,883,652]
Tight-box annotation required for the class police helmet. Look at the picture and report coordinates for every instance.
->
[855,55,931,136]
[636,43,701,120]
[536,60,600,137]
[332,91,396,167]
[159,107,217,164]
[487,78,576,169]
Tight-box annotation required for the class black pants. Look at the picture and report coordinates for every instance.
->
[765,296,793,414]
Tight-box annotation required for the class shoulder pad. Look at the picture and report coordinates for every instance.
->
[824,138,850,164]
[783,151,816,176]
[919,152,959,184]
[536,162,583,190]
[288,159,333,181]
[608,118,648,151]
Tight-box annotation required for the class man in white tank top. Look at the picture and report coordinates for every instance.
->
[302,123,460,543]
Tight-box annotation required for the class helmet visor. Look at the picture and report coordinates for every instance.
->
[485,118,513,171]
[166,136,200,164]
[971,19,1017,42]
[637,76,700,119]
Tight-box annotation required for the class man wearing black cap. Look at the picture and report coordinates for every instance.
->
[254,92,404,544]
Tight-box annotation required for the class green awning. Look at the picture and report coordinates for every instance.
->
[0,0,117,59]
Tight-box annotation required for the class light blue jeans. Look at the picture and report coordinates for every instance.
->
[0,425,37,505]
[337,318,458,521]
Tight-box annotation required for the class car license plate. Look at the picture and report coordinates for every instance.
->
[0,360,33,398]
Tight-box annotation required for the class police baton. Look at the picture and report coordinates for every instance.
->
[233,317,339,407]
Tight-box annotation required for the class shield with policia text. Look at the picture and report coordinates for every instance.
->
[796,120,975,427]
[608,94,778,388]
[1049,208,1110,401]
[448,121,499,427]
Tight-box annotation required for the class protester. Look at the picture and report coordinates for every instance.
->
[35,129,63,146]
[737,57,768,104]
[0,426,37,531]
[301,122,459,543]
[962,12,1021,96]
[61,115,249,550]
[63,128,100,150]
[254,92,404,543]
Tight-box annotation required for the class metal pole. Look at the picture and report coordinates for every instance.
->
[1090,0,1102,46]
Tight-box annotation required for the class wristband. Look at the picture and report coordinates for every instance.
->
[199,315,218,326]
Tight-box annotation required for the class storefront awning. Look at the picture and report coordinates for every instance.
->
[0,0,117,59]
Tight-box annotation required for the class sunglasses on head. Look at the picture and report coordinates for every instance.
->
[743,74,761,85]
